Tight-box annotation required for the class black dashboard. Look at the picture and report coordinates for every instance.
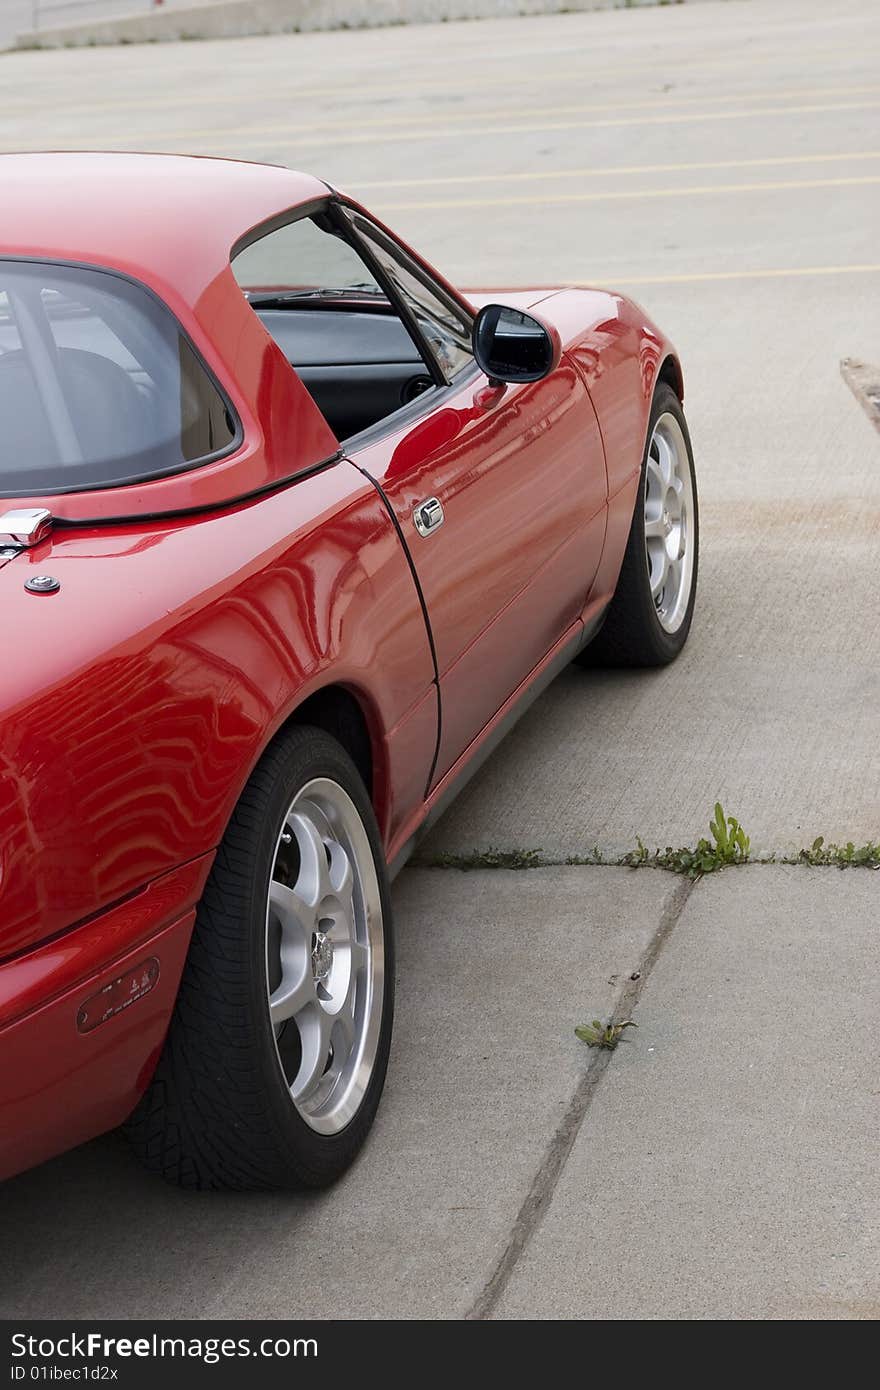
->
[256,306,433,439]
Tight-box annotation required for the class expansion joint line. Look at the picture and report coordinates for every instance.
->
[465,875,695,1321]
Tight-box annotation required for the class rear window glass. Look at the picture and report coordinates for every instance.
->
[0,260,237,496]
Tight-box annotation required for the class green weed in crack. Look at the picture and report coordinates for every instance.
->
[424,846,546,871]
[651,802,750,879]
[794,837,880,869]
[416,806,879,877]
[575,1019,637,1051]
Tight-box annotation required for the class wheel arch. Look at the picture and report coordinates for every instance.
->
[657,353,684,403]
[286,683,375,804]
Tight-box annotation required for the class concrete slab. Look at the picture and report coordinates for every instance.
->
[494,866,880,1320]
[421,271,880,859]
[0,867,675,1319]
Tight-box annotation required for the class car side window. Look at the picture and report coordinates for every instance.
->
[346,213,474,381]
[231,209,468,443]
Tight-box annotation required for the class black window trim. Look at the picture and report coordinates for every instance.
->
[0,254,244,498]
[330,207,480,450]
[334,200,476,389]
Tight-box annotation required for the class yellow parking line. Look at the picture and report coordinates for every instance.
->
[377,174,880,213]
[352,151,880,191]
[13,97,876,155]
[60,83,874,135]
[222,99,880,149]
[10,81,877,124]
[575,265,880,287]
[3,39,873,119]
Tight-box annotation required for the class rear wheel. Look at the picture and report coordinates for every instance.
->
[581,383,698,667]
[126,726,393,1190]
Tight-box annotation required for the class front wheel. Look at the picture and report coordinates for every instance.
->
[580,383,699,667]
[126,726,394,1191]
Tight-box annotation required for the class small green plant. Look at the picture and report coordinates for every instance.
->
[565,847,606,865]
[575,1019,637,1050]
[421,846,545,871]
[618,836,649,868]
[653,803,750,878]
[796,837,880,869]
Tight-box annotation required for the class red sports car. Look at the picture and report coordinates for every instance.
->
[0,153,698,1190]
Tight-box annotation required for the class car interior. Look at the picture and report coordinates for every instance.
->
[233,208,474,442]
[253,304,433,441]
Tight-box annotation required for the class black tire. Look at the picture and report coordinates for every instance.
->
[579,383,699,667]
[125,726,394,1191]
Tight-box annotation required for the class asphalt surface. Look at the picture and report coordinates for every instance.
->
[0,0,878,1320]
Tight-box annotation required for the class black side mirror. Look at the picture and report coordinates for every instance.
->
[472,303,561,384]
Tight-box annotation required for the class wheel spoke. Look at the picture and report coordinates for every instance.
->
[290,809,333,910]
[327,838,354,903]
[654,429,675,486]
[269,959,314,1027]
[269,878,313,936]
[644,513,666,540]
[291,1003,333,1104]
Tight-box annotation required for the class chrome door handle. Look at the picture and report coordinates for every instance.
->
[413,497,445,537]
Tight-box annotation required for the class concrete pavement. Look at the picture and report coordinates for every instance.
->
[0,0,878,1320]
[0,869,677,1319]
[495,868,880,1320]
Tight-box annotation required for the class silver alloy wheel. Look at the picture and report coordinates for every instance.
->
[644,410,696,634]
[264,777,384,1136]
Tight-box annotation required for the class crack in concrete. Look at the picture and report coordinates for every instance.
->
[464,874,696,1320]
[414,852,879,873]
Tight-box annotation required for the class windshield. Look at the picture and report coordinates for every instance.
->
[0,260,237,496]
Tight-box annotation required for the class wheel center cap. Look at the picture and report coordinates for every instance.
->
[663,508,671,529]
[311,932,334,982]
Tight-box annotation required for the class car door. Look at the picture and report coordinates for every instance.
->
[343,212,608,787]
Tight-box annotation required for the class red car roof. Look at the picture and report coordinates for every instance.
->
[0,154,339,521]
[0,152,327,299]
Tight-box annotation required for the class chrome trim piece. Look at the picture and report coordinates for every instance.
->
[0,508,52,548]
[413,497,445,537]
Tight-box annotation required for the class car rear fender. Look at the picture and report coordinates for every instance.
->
[0,462,435,961]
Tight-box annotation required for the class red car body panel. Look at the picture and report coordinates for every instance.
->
[0,467,436,959]
[0,154,681,1181]
[350,353,607,783]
